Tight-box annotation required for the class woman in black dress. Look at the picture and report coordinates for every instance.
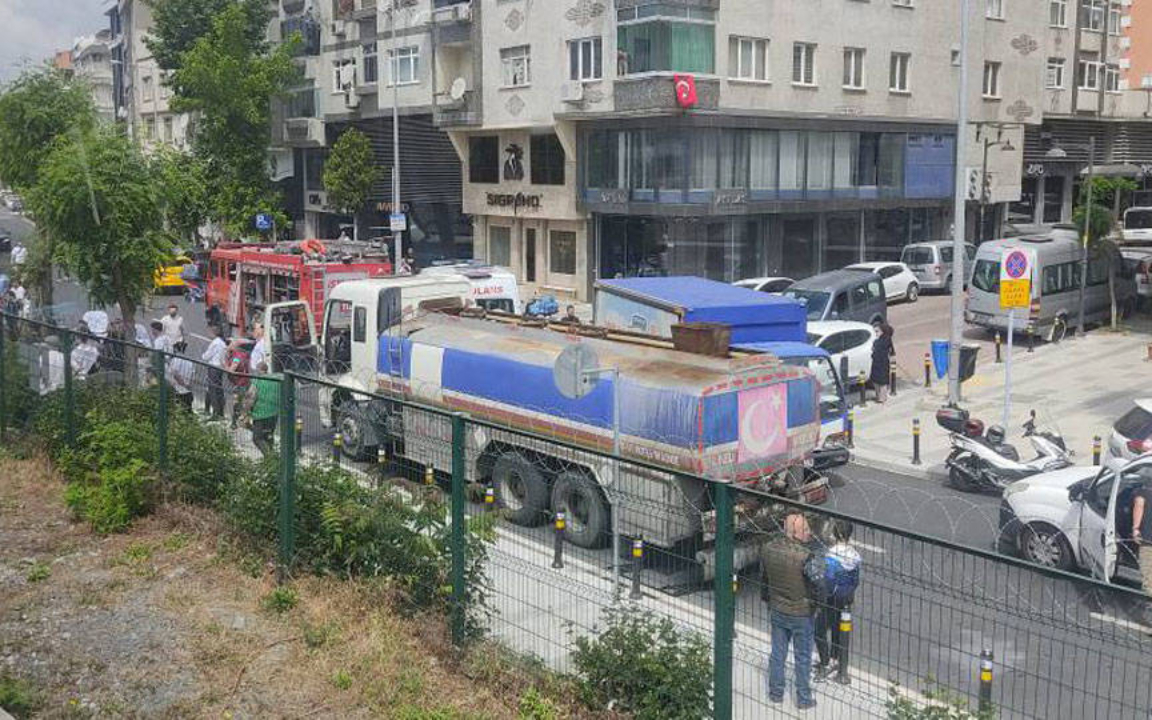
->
[870,323,895,403]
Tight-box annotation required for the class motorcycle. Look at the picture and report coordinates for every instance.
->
[936,407,1073,494]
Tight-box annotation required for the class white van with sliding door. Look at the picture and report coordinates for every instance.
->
[421,262,523,314]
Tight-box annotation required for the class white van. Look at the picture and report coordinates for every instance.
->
[1122,207,1152,245]
[421,263,522,314]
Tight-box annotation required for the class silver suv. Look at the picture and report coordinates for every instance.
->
[900,241,976,292]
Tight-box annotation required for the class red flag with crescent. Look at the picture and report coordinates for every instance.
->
[673,74,697,108]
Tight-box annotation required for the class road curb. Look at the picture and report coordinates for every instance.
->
[849,449,948,483]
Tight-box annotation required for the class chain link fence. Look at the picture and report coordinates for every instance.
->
[3,312,1152,719]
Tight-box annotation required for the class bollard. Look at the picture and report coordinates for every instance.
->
[294,417,303,458]
[377,447,388,480]
[978,648,994,713]
[995,333,1002,363]
[845,408,855,448]
[332,432,342,462]
[923,352,932,388]
[912,418,922,465]
[630,538,644,599]
[1147,343,1152,362]
[890,368,897,397]
[1027,326,1035,353]
[836,610,852,685]
[552,512,566,569]
[839,355,849,386]
[1093,436,1102,466]
[424,465,435,486]
[857,371,867,407]
[484,486,496,510]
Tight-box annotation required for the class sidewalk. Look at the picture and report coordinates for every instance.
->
[849,324,1152,480]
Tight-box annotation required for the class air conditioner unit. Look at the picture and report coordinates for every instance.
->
[454,3,472,21]
[344,90,361,108]
[560,82,584,103]
[330,20,347,37]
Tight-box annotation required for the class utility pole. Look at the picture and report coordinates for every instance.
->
[390,0,403,274]
[1077,136,1095,336]
[948,0,972,406]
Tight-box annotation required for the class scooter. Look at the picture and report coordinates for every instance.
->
[936,407,1073,494]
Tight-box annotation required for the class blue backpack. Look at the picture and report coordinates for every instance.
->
[824,545,862,604]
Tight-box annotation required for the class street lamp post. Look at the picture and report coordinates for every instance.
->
[1045,138,1096,337]
[948,0,972,406]
[977,130,1015,244]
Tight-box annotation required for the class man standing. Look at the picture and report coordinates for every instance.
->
[165,341,195,410]
[248,322,268,372]
[10,242,26,269]
[160,303,184,347]
[201,324,228,418]
[1131,485,1152,594]
[243,361,280,458]
[760,513,818,711]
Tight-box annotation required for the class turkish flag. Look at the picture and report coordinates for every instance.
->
[673,74,697,108]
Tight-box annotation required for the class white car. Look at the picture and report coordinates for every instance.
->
[1121,249,1152,304]
[1104,399,1152,472]
[732,276,795,294]
[844,262,920,303]
[999,455,1152,584]
[805,320,876,386]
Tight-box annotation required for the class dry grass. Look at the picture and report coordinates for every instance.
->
[0,453,608,719]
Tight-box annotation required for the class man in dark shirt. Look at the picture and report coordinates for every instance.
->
[1131,484,1152,594]
[760,513,817,710]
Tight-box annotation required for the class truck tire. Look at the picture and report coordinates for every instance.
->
[336,406,375,461]
[551,470,609,549]
[491,452,549,526]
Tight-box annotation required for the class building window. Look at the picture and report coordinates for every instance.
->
[144,116,155,140]
[569,37,603,81]
[363,42,378,84]
[530,134,566,185]
[332,59,357,93]
[1046,57,1065,88]
[792,43,816,86]
[1078,55,1102,90]
[729,37,768,81]
[889,52,910,93]
[986,0,1004,19]
[549,230,577,276]
[142,75,154,101]
[843,47,865,89]
[489,226,511,267]
[469,136,500,183]
[1108,3,1121,34]
[616,15,716,75]
[1050,0,1067,26]
[1105,63,1120,91]
[982,61,1001,98]
[162,116,173,142]
[387,46,419,86]
[501,45,531,87]
[1082,0,1105,32]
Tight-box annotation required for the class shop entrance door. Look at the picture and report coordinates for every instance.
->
[780,217,818,279]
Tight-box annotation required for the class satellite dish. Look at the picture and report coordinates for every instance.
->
[449,77,467,101]
[553,343,599,400]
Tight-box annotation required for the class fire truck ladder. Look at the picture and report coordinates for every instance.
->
[309,264,328,323]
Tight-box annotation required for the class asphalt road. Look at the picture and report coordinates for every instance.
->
[886,292,1002,387]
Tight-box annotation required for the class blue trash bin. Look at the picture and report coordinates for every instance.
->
[931,339,949,380]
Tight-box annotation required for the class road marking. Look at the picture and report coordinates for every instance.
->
[191,333,213,343]
[1089,612,1152,634]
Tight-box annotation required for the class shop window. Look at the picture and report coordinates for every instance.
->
[489,226,512,266]
[469,136,499,184]
[549,230,577,275]
[530,134,565,185]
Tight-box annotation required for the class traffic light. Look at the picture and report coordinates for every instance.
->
[982,171,992,203]
[966,167,981,201]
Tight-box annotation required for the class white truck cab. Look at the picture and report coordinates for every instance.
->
[1000,456,1152,584]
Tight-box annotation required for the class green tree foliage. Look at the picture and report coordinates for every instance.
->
[1074,176,1137,244]
[27,125,169,326]
[324,128,379,240]
[169,3,298,238]
[0,67,94,192]
[145,0,273,73]
[150,146,211,246]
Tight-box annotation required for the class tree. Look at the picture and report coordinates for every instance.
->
[27,126,169,329]
[168,3,298,238]
[324,128,379,242]
[0,67,95,192]
[1073,176,1138,330]
[144,0,273,73]
[150,147,211,247]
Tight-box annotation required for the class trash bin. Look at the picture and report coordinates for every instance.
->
[931,339,950,379]
[959,344,980,383]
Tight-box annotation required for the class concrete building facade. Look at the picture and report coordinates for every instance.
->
[72,30,116,124]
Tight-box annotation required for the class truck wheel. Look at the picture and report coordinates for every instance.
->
[551,470,609,549]
[492,452,549,526]
[337,407,374,461]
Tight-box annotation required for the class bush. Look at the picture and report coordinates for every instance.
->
[570,603,712,720]
[0,341,36,429]
[886,682,996,720]
[166,407,239,504]
[0,672,39,718]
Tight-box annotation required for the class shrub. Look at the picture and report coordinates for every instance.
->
[886,682,996,720]
[262,586,299,614]
[0,672,39,718]
[570,603,712,720]
[166,408,239,504]
[62,417,157,533]
[0,342,36,429]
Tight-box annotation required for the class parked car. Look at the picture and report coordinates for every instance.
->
[966,233,1136,342]
[844,262,920,303]
[1120,248,1152,306]
[783,270,887,325]
[5,194,23,212]
[1104,400,1152,471]
[805,320,876,385]
[998,455,1152,583]
[732,276,795,294]
[0,230,10,253]
[1121,206,1152,245]
[900,241,977,293]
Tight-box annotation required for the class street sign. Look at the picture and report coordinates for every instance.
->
[999,248,1034,310]
[389,212,407,233]
[254,213,273,231]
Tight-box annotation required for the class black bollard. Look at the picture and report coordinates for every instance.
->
[890,368,897,397]
[630,538,644,599]
[331,432,342,462]
[995,333,1002,363]
[923,353,932,388]
[857,371,867,407]
[485,486,496,511]
[1093,436,1102,466]
[912,418,922,465]
[845,408,855,448]
[978,648,994,713]
[552,512,566,569]
[839,355,849,386]
[836,610,852,685]
[1027,326,1035,353]
[295,418,303,458]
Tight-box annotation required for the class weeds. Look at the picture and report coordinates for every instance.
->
[24,561,50,583]
[262,586,299,614]
[0,672,40,718]
[330,669,353,691]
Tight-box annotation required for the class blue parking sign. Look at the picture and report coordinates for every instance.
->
[255,213,273,231]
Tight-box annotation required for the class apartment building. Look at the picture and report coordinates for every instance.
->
[1011,0,1152,227]
[106,0,191,150]
[274,0,466,254]
[72,31,116,124]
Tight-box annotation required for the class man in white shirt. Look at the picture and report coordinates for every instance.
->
[71,336,100,376]
[10,243,26,267]
[160,304,184,346]
[248,322,267,371]
[166,341,195,410]
[12,281,25,303]
[150,320,172,353]
[201,324,228,418]
[81,309,108,338]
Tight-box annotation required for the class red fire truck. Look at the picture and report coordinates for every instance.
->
[206,241,393,334]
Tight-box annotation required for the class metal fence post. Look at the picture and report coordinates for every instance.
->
[712,481,734,720]
[0,322,7,439]
[450,413,467,646]
[152,349,168,472]
[277,374,297,584]
[62,330,75,448]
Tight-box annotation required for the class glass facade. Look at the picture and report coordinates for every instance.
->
[584,127,953,202]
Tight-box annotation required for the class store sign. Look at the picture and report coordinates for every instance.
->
[375,201,412,213]
[714,189,747,207]
[598,189,629,205]
[486,192,542,211]
[1024,163,1045,177]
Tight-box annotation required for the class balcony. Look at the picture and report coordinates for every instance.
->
[432,2,473,44]
[284,117,326,147]
[281,17,321,56]
[433,89,481,127]
[613,75,720,112]
[336,0,377,20]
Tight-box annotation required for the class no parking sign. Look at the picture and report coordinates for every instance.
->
[999,248,1035,309]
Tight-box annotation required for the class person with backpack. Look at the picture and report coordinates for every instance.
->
[760,512,818,711]
[811,518,862,682]
[225,338,254,429]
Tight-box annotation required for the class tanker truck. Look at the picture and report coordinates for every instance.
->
[259,278,828,552]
